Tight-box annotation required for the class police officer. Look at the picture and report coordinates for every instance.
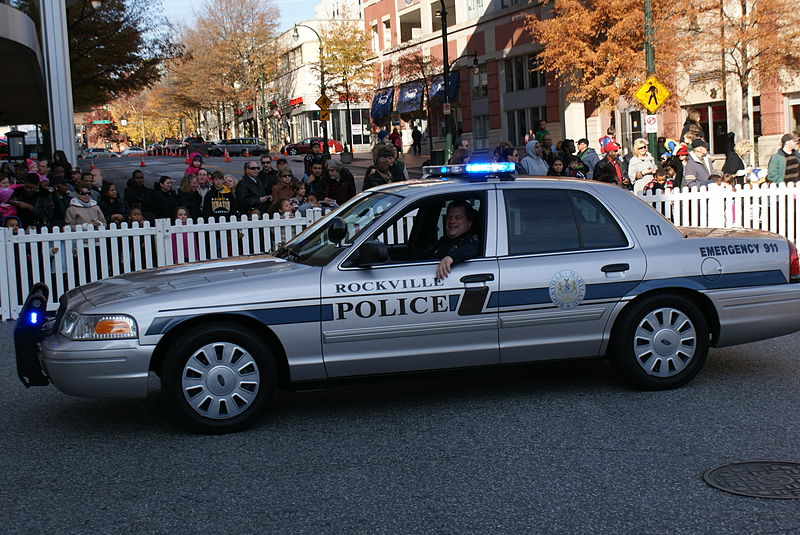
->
[430,200,480,279]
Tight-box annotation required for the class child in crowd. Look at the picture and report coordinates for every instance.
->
[185,153,203,177]
[642,167,675,193]
[127,207,145,227]
[223,175,238,190]
[268,198,294,218]
[171,206,199,261]
[0,175,24,218]
[290,183,308,211]
[564,156,587,179]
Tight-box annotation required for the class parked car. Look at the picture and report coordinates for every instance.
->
[184,136,213,156]
[120,147,147,157]
[207,138,267,157]
[15,163,800,433]
[0,140,8,159]
[81,148,119,159]
[281,137,344,155]
[162,138,185,152]
[147,143,162,154]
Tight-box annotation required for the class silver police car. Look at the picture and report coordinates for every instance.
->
[15,162,800,433]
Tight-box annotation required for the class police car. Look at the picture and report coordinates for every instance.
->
[15,163,800,433]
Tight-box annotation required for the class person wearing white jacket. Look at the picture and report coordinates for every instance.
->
[65,188,106,229]
[627,138,658,193]
[520,140,549,176]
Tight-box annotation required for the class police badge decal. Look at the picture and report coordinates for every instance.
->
[549,270,586,309]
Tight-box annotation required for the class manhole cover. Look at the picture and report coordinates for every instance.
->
[703,461,800,499]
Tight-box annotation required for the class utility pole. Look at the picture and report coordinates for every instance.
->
[294,24,329,159]
[644,0,657,157]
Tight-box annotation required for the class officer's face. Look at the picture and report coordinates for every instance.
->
[445,205,471,239]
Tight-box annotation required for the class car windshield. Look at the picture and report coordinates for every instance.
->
[275,192,401,267]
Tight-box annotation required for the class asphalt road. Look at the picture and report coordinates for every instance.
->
[2,318,799,534]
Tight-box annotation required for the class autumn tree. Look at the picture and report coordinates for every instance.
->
[110,88,195,147]
[397,50,443,154]
[83,109,125,148]
[321,14,374,152]
[164,0,280,141]
[521,0,689,110]
[687,0,800,138]
[14,0,182,110]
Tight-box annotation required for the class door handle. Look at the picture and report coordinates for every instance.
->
[460,273,495,284]
[601,263,629,273]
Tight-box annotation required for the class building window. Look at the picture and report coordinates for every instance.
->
[382,19,391,50]
[505,55,546,93]
[372,25,379,53]
[471,64,488,98]
[501,0,524,8]
[466,0,485,19]
[473,115,489,149]
[527,54,545,88]
[507,107,547,146]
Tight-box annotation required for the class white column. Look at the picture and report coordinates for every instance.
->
[40,0,76,165]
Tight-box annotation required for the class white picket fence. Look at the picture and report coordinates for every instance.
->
[637,182,800,243]
[0,210,329,320]
[2,183,798,320]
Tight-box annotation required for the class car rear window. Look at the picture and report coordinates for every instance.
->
[504,189,627,255]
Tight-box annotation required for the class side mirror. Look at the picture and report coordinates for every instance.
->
[327,217,347,245]
[349,240,389,267]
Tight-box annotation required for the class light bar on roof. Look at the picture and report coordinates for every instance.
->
[465,162,516,173]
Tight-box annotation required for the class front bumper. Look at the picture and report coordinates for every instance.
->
[14,284,154,398]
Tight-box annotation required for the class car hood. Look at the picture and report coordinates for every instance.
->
[78,254,316,309]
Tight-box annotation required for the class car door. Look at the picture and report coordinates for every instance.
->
[320,190,500,377]
[495,183,646,363]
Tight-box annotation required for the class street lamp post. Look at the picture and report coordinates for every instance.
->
[293,23,330,159]
[439,0,452,163]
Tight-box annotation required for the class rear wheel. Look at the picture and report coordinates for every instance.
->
[161,323,276,433]
[288,148,298,155]
[609,295,709,390]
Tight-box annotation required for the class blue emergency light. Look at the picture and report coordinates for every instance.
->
[465,162,516,173]
[29,311,38,325]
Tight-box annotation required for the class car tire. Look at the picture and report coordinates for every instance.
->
[161,322,277,433]
[608,295,709,390]
[288,148,298,155]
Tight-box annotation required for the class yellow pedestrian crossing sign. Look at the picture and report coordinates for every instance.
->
[635,76,670,114]
[315,94,332,110]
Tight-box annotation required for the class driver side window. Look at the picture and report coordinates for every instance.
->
[371,196,485,263]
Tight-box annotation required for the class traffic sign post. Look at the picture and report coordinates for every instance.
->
[634,75,669,157]
[315,95,332,110]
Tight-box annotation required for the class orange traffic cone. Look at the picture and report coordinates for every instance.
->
[224,149,231,163]
[140,156,146,167]
[89,160,95,170]
[185,149,190,164]
[242,148,249,158]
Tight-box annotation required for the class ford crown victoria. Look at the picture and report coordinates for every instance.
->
[15,163,800,433]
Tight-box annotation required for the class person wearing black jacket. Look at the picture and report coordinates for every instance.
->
[177,175,203,220]
[50,176,71,227]
[203,171,238,220]
[151,176,178,220]
[235,160,271,214]
[427,200,481,280]
[319,160,356,205]
[592,142,624,186]
[124,170,155,211]
[9,173,53,229]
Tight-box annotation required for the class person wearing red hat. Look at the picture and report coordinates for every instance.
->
[665,144,690,187]
[592,141,625,187]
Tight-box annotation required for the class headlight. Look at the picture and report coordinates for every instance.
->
[60,312,138,340]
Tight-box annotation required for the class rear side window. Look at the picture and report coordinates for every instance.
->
[504,189,627,255]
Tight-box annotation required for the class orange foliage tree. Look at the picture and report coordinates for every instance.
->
[520,0,689,111]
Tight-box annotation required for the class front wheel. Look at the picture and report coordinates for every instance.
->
[161,323,277,433]
[288,148,298,155]
[608,295,709,390]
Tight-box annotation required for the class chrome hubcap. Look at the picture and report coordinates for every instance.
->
[633,307,696,377]
[181,342,260,419]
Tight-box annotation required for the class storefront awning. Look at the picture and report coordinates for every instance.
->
[430,71,460,104]
[370,88,394,120]
[396,81,424,114]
